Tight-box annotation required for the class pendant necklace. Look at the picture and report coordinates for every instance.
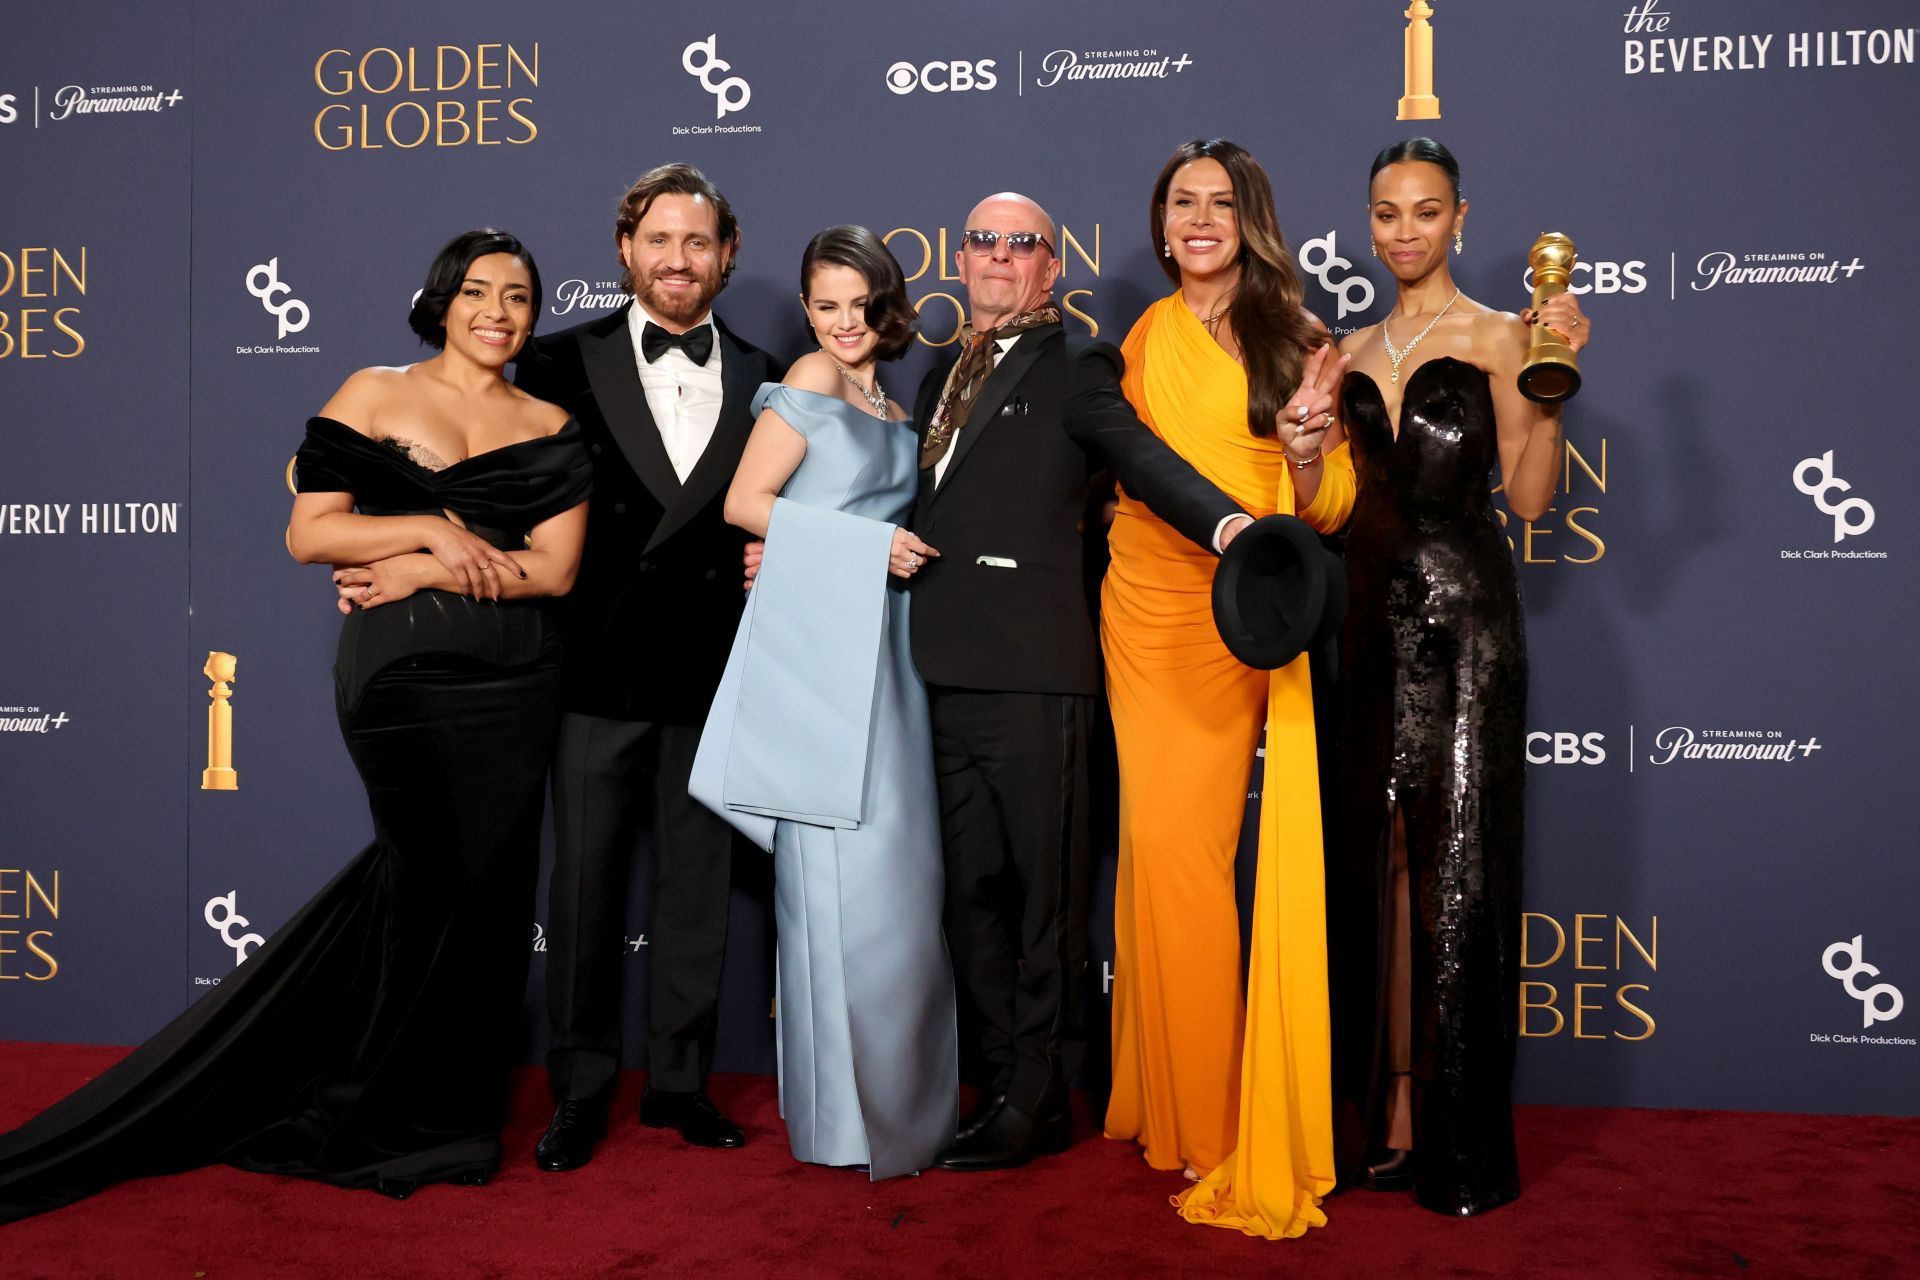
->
[833,358,889,418]
[1194,289,1236,334]
[1382,288,1461,384]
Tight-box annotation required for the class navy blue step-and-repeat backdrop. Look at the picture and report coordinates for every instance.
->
[3,0,1915,1116]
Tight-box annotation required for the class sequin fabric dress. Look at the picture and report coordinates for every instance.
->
[1331,355,1526,1217]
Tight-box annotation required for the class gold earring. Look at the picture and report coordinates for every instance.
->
[1454,230,1464,256]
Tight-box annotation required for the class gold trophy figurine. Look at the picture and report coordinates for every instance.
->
[1518,233,1582,404]
[202,651,238,791]
[1397,1,1441,121]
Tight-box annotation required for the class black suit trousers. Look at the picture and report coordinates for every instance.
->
[545,712,734,1101]
[928,686,1092,1117]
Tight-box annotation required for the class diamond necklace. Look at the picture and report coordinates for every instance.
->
[1381,288,1461,385]
[832,357,888,418]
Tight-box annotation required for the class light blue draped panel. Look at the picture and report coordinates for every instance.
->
[712,497,891,832]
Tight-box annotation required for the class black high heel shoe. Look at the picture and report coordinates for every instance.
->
[1361,1070,1416,1191]
[1360,1145,1416,1191]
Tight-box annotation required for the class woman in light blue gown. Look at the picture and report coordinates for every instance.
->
[690,226,956,1178]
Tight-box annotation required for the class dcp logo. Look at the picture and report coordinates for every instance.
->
[1793,451,1874,542]
[683,35,750,119]
[246,258,310,340]
[1823,935,1903,1028]
[1522,260,1648,295]
[1298,232,1375,320]
[1526,731,1606,765]
[204,891,265,967]
[885,59,999,94]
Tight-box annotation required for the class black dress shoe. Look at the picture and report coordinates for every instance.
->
[639,1088,745,1149]
[535,1098,608,1172]
[934,1101,1071,1172]
[1360,1145,1416,1191]
[954,1091,1007,1144]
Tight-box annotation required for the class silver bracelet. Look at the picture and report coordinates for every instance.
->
[1289,451,1323,471]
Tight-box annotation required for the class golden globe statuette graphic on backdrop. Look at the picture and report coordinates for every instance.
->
[1519,233,1583,403]
[1397,1,1441,120]
[201,652,238,791]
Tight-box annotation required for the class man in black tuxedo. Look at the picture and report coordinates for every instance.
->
[514,164,778,1170]
[910,194,1252,1171]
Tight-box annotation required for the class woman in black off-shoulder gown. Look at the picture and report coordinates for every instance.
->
[0,230,589,1224]
[1328,141,1592,1217]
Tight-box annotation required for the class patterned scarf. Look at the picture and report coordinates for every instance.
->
[918,305,1061,470]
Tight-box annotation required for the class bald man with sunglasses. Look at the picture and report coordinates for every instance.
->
[907,193,1252,1172]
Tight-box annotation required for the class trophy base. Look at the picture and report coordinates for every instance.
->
[1397,95,1440,121]
[1518,357,1582,405]
[201,768,238,791]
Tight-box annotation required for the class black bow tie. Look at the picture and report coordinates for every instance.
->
[641,321,714,367]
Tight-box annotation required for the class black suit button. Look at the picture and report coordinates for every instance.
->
[638,559,653,572]
[591,443,604,456]
[613,502,627,515]
[704,569,717,582]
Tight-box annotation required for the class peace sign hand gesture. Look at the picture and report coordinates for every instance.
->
[1276,343,1351,464]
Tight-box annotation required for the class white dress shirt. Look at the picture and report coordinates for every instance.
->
[627,307,723,483]
[935,331,1245,551]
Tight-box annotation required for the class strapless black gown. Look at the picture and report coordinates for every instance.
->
[0,417,591,1223]
[1330,357,1526,1217]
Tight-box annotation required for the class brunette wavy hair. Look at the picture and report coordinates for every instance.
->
[1150,139,1325,439]
[799,225,917,361]
[613,162,739,293]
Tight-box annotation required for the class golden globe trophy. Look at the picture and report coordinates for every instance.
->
[1519,232,1582,404]
[202,651,238,791]
[1397,1,1441,120]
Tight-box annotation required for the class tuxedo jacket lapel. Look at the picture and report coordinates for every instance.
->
[582,305,681,510]
[931,326,1053,501]
[912,348,957,521]
[649,318,760,553]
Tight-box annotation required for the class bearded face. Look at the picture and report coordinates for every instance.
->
[620,192,733,327]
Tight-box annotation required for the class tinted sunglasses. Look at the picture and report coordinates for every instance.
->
[961,229,1056,259]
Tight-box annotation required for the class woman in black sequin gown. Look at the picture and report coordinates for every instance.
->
[0,231,590,1224]
[1328,141,1591,1216]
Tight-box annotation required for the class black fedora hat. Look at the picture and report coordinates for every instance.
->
[1211,514,1346,670]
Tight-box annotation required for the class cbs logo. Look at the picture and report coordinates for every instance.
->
[885,59,999,94]
[1526,731,1606,765]
[1522,260,1647,295]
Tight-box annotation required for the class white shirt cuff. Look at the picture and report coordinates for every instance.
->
[1212,512,1252,554]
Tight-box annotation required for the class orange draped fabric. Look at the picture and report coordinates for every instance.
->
[1099,293,1351,1239]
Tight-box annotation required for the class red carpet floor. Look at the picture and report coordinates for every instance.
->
[2,1042,1915,1278]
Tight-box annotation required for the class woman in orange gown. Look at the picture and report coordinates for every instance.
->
[1101,139,1352,1239]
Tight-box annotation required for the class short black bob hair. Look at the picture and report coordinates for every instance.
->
[1369,136,1462,203]
[408,229,543,348]
[799,225,916,361]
